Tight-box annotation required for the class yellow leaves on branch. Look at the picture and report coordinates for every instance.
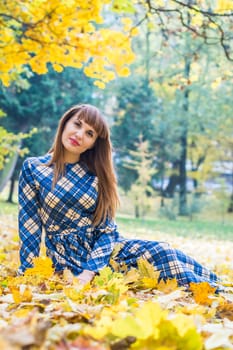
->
[0,0,136,87]
[215,0,233,12]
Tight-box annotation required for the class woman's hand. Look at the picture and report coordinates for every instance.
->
[77,269,95,285]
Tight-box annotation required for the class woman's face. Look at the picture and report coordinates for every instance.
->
[61,114,98,163]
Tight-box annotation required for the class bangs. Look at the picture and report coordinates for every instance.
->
[76,105,108,139]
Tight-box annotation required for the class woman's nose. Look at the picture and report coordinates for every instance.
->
[75,128,84,139]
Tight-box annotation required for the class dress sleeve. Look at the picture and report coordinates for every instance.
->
[85,217,119,273]
[18,158,42,274]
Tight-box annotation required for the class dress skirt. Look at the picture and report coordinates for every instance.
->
[112,238,219,289]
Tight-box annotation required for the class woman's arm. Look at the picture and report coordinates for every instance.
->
[18,158,43,274]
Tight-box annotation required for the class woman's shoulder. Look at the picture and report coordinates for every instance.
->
[22,154,51,170]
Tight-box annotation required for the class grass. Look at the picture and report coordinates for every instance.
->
[116,214,233,241]
[0,199,17,217]
[1,186,233,241]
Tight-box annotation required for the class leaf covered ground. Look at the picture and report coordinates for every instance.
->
[0,216,233,350]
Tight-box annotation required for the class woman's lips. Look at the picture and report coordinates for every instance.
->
[69,138,80,146]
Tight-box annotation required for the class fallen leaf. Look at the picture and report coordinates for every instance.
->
[190,282,217,306]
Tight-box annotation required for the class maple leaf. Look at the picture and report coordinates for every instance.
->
[10,284,32,303]
[137,258,160,289]
[63,287,83,302]
[189,282,217,306]
[137,258,160,279]
[157,278,179,294]
[141,277,159,289]
[24,256,54,279]
[123,268,140,286]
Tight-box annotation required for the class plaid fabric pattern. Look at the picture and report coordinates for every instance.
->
[18,154,219,288]
[112,240,219,288]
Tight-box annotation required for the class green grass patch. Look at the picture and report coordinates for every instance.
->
[116,215,233,241]
[0,199,18,217]
[0,190,232,241]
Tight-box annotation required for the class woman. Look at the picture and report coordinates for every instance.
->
[18,104,219,288]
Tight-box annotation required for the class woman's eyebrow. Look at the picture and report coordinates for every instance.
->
[85,124,96,133]
[88,128,97,135]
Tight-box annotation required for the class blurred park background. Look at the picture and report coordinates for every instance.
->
[0,0,233,240]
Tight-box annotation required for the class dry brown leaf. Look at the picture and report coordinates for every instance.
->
[217,301,233,321]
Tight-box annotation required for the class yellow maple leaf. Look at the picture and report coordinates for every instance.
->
[137,258,160,289]
[171,313,196,337]
[12,307,33,318]
[112,301,166,341]
[64,287,83,301]
[10,285,32,303]
[24,256,54,278]
[190,282,217,306]
[141,276,159,289]
[157,278,179,294]
[137,258,159,278]
[124,268,140,285]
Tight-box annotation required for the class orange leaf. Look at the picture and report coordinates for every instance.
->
[190,282,217,306]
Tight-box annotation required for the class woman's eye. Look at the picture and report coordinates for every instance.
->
[74,121,81,127]
[87,131,94,137]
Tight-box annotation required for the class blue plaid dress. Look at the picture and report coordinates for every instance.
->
[18,154,219,288]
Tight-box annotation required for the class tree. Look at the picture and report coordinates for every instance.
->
[111,77,158,191]
[123,135,155,218]
[0,0,135,87]
[126,1,233,214]
[128,0,233,61]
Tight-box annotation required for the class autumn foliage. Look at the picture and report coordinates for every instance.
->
[1,216,233,350]
[0,0,136,88]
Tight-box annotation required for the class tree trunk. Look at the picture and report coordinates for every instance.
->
[0,150,19,192]
[228,170,233,213]
[7,176,16,203]
[179,131,188,215]
[165,173,180,198]
[178,42,191,215]
[135,203,140,218]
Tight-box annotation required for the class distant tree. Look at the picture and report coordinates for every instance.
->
[111,77,158,191]
[115,0,233,214]
[124,135,155,218]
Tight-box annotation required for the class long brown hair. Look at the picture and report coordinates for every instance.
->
[48,104,119,226]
